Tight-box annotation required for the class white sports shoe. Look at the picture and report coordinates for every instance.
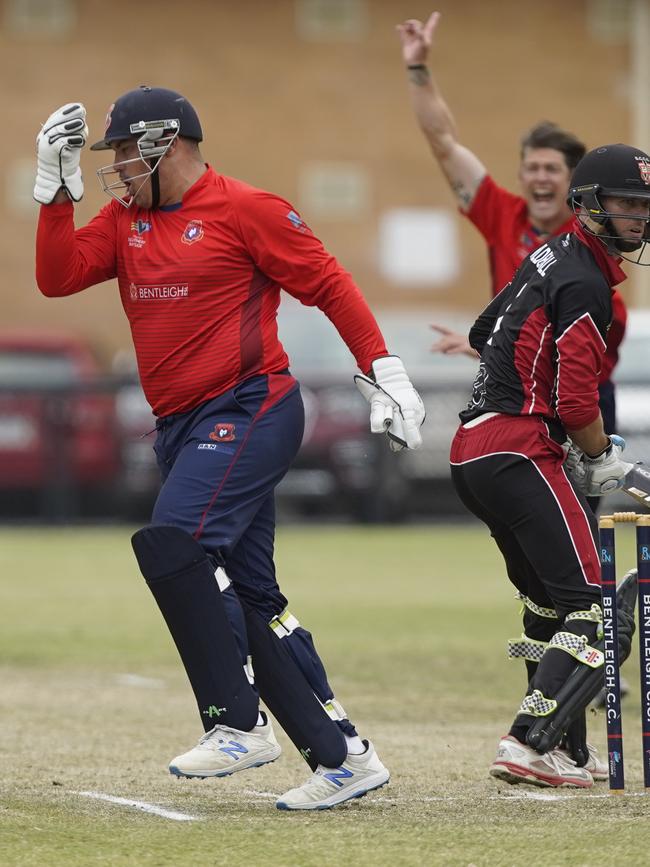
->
[555,743,608,782]
[169,716,281,778]
[276,741,389,811]
[489,735,593,788]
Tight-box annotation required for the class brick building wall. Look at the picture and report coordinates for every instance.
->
[0,0,632,364]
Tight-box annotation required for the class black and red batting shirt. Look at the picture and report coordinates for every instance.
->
[464,175,626,384]
[459,223,626,433]
[36,167,387,417]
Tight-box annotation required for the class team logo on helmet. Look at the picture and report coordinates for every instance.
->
[104,103,115,134]
[181,220,204,245]
[209,423,236,442]
[635,156,650,185]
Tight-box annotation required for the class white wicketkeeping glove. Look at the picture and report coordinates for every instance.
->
[569,435,632,497]
[34,103,88,204]
[354,356,425,452]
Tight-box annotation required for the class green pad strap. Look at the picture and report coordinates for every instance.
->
[519,689,557,717]
[269,609,300,638]
[515,592,557,619]
[507,634,547,662]
[547,631,604,668]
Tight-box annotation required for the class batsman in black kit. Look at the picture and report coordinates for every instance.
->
[450,143,650,788]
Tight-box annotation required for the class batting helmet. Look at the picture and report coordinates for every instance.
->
[90,85,203,151]
[568,143,650,258]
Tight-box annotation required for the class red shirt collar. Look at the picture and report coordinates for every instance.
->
[572,220,627,287]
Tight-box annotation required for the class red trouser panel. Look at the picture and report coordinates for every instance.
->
[450,414,601,617]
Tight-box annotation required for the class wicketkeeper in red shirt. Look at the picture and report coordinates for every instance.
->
[33,87,425,811]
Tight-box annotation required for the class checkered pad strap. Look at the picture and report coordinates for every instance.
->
[515,593,557,619]
[565,604,602,624]
[547,631,604,668]
[519,689,557,717]
[507,634,547,662]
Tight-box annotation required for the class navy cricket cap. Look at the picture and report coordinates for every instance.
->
[90,85,203,150]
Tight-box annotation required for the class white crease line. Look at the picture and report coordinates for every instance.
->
[243,789,276,799]
[74,791,201,821]
[375,790,648,804]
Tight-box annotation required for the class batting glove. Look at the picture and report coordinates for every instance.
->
[34,103,88,204]
[562,439,583,476]
[354,356,425,452]
[571,435,632,497]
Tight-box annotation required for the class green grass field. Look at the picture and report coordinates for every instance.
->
[1,522,648,867]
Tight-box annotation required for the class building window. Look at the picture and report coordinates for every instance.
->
[295,0,367,42]
[378,208,460,288]
[5,0,76,38]
[586,0,632,44]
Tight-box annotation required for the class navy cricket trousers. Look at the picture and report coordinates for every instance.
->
[150,371,339,716]
[152,372,302,616]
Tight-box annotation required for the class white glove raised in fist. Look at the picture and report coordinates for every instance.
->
[34,103,88,204]
[354,356,425,452]
[568,435,632,498]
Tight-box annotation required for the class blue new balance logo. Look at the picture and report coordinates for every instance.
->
[323,766,354,788]
[219,740,249,761]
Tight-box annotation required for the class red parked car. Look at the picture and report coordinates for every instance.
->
[0,332,121,514]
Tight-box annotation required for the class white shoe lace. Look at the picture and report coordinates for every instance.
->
[555,742,602,768]
[196,725,245,751]
[547,748,583,776]
[293,767,345,800]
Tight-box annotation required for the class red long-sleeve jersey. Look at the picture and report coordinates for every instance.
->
[36,167,387,416]
[464,174,626,384]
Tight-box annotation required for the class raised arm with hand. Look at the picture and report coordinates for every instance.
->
[396,12,486,209]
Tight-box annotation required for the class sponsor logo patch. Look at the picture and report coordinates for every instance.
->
[128,233,147,249]
[181,219,204,245]
[131,219,151,235]
[209,423,236,442]
[198,443,218,450]
[128,284,189,301]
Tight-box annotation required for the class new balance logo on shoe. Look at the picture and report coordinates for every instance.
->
[323,767,354,787]
[219,741,249,761]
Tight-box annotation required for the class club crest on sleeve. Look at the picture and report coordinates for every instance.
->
[209,423,236,442]
[286,210,309,233]
[181,220,204,245]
